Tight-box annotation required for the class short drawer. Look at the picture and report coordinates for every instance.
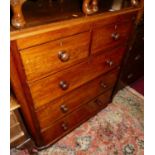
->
[29,47,125,107]
[20,32,90,81]
[36,69,119,129]
[91,21,133,54]
[93,11,137,29]
[41,90,112,145]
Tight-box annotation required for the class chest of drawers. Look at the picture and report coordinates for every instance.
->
[11,8,141,148]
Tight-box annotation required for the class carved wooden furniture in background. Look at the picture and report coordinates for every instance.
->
[82,0,98,15]
[11,0,99,29]
[10,0,141,29]
[10,95,29,148]
[10,0,143,149]
[10,0,27,28]
[119,15,144,85]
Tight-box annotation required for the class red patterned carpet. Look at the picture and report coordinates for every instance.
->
[11,87,144,155]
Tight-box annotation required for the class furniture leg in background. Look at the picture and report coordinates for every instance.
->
[10,0,27,28]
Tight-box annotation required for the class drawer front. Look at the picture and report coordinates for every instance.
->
[91,21,133,54]
[41,90,112,145]
[36,69,119,129]
[93,12,137,29]
[16,22,91,50]
[29,47,125,107]
[20,32,90,81]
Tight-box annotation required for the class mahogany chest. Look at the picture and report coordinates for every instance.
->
[10,2,143,148]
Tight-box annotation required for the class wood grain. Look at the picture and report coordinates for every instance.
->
[91,20,134,54]
[20,32,90,81]
[11,41,44,146]
[41,89,112,145]
[16,22,91,50]
[36,69,119,129]
[28,47,125,108]
[11,8,140,41]
[10,6,142,148]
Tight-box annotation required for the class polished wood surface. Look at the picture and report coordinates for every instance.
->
[16,22,91,50]
[10,0,26,28]
[11,42,44,146]
[36,69,119,129]
[91,17,134,54]
[29,47,124,108]
[10,2,143,147]
[10,0,135,30]
[11,8,140,41]
[19,32,90,81]
[41,89,112,145]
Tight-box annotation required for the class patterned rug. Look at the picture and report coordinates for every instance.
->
[11,87,144,155]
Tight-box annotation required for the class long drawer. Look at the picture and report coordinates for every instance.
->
[36,69,119,129]
[29,47,125,107]
[20,32,90,81]
[41,89,112,145]
[16,22,91,50]
[91,21,133,54]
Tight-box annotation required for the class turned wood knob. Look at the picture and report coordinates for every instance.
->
[106,60,114,67]
[127,73,133,79]
[58,51,70,62]
[59,80,69,90]
[61,123,68,131]
[112,32,120,40]
[100,81,107,88]
[60,104,68,113]
[134,54,141,61]
[95,99,103,106]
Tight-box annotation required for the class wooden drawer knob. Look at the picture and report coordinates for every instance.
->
[59,80,69,90]
[134,54,141,61]
[106,60,114,67]
[61,123,68,131]
[95,99,103,106]
[100,81,107,88]
[127,73,134,79]
[58,51,70,62]
[60,104,68,113]
[111,32,120,40]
